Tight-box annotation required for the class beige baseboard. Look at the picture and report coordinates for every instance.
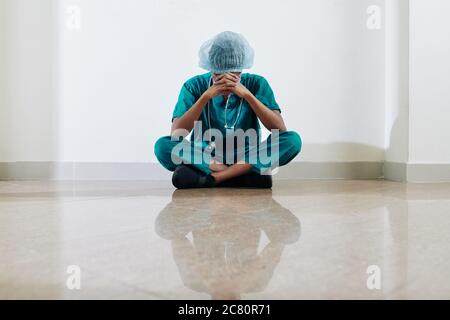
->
[0,161,384,181]
[383,162,407,182]
[384,162,450,183]
[407,163,450,183]
[2,161,449,182]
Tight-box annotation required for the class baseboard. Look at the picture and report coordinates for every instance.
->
[0,162,172,181]
[407,163,450,183]
[0,161,384,181]
[275,161,383,180]
[2,161,448,182]
[383,162,407,182]
[384,162,450,182]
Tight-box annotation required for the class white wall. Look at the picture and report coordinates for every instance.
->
[2,1,450,181]
[1,0,385,166]
[58,0,385,163]
[409,0,450,164]
[0,0,58,162]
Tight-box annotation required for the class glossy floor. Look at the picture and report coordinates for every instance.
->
[1,180,450,299]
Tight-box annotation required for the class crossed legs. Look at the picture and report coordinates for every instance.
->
[154,131,302,188]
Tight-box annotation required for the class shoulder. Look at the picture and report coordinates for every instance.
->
[242,73,270,86]
[242,73,267,82]
[242,73,272,91]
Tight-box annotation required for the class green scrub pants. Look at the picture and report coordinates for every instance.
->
[154,131,301,175]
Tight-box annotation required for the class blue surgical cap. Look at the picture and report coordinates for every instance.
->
[199,31,254,73]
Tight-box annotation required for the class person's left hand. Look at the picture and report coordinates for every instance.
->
[230,82,251,99]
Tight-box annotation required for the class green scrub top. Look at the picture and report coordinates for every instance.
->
[172,72,281,142]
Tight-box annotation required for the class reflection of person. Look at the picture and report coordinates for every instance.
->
[155,189,301,300]
[154,31,302,189]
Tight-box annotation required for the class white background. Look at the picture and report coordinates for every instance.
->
[409,0,450,164]
[1,0,385,163]
[1,0,449,169]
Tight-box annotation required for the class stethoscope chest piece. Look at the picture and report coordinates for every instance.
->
[224,126,235,137]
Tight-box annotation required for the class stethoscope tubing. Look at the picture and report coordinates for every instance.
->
[206,74,244,151]
[207,75,244,130]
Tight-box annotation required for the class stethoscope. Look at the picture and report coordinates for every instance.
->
[206,74,244,152]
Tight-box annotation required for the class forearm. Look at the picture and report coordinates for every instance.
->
[244,92,287,131]
[171,93,210,136]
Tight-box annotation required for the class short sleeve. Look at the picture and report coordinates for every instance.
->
[254,77,281,112]
[172,83,197,121]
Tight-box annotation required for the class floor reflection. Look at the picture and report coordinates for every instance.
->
[155,189,301,299]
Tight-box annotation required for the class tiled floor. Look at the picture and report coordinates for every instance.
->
[1,180,450,299]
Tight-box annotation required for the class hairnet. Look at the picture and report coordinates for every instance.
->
[198,31,254,73]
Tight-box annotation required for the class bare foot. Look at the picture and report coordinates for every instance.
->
[209,160,229,172]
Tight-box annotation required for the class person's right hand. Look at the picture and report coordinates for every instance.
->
[203,73,240,99]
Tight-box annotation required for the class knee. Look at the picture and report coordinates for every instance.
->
[154,136,173,160]
[282,131,302,156]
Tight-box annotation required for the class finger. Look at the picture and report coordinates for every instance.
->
[224,77,238,84]
[224,82,237,87]
[217,73,234,82]
[219,85,235,92]
[227,73,240,80]
[214,80,235,87]
[214,78,231,85]
[227,73,241,82]
[221,83,237,89]
[213,74,225,82]
[224,74,239,82]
